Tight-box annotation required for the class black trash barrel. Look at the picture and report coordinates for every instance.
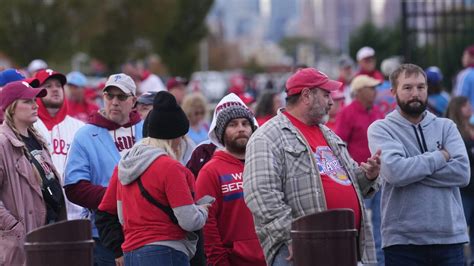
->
[290,209,357,266]
[24,219,94,266]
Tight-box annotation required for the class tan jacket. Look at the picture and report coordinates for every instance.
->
[0,124,66,265]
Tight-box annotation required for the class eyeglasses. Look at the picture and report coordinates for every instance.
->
[103,91,132,101]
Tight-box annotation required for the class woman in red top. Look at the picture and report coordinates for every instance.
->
[98,91,210,266]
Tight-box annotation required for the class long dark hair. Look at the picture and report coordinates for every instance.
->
[255,91,279,117]
[446,96,471,140]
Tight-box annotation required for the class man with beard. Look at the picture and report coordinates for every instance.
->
[195,93,265,266]
[33,69,86,220]
[243,68,382,266]
[368,64,470,265]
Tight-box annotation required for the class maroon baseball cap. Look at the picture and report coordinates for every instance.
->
[35,69,67,87]
[465,45,474,56]
[0,81,47,111]
[285,68,342,96]
[166,77,186,90]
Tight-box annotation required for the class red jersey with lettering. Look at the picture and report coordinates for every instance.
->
[284,112,361,229]
[196,151,265,266]
[109,127,136,157]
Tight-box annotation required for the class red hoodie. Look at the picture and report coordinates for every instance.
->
[36,98,69,131]
[196,151,265,266]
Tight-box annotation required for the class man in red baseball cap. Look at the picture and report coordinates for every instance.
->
[244,67,381,265]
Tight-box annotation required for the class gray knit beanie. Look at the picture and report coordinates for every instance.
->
[215,105,256,144]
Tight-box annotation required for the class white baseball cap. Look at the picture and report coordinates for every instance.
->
[27,59,48,74]
[356,47,375,61]
[103,73,136,96]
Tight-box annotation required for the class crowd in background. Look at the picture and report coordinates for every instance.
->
[0,43,474,266]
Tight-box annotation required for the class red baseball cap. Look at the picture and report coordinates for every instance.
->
[23,77,40,88]
[35,69,67,87]
[0,81,47,111]
[285,68,342,96]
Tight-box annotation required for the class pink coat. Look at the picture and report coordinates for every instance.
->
[0,124,66,265]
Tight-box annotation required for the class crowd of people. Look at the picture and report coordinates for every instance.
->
[0,44,474,266]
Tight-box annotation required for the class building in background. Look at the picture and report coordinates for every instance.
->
[205,0,402,68]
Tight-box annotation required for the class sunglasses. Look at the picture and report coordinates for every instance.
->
[103,91,132,101]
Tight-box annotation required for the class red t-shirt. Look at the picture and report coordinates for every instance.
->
[284,112,361,229]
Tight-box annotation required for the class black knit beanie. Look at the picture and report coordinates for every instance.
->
[147,91,189,139]
[215,105,256,144]
[142,111,151,138]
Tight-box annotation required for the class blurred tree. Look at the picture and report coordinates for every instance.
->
[88,0,178,71]
[349,21,402,67]
[243,57,265,75]
[403,11,474,91]
[159,0,214,77]
[0,0,214,75]
[0,0,78,65]
[279,37,330,64]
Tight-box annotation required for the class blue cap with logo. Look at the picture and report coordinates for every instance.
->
[0,69,25,87]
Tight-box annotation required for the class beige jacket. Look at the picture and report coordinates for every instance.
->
[0,124,66,265]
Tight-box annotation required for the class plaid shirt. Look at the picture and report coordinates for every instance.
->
[243,110,378,265]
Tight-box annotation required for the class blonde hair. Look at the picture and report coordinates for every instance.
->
[4,100,48,183]
[141,137,182,161]
[181,92,208,121]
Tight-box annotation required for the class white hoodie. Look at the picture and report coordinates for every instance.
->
[208,93,259,149]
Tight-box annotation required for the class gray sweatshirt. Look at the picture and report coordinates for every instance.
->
[367,109,470,247]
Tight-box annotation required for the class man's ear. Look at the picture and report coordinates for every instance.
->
[390,87,396,96]
[301,88,312,103]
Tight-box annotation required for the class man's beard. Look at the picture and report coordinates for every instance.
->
[224,135,249,155]
[396,95,427,117]
[308,104,328,125]
[321,114,329,124]
[42,100,62,109]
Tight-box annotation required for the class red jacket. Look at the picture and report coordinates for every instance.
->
[196,151,265,266]
[334,99,383,164]
[100,155,196,252]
